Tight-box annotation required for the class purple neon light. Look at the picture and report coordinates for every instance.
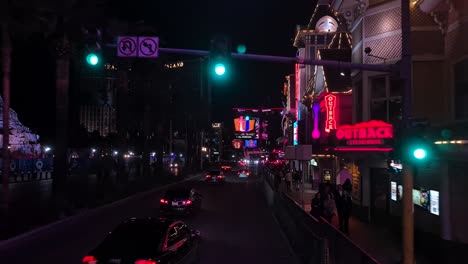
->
[312,104,320,139]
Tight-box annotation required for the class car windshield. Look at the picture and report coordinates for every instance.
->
[96,221,165,257]
[210,171,221,175]
[164,189,191,199]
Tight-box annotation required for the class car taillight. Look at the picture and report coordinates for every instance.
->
[82,255,97,264]
[160,199,168,204]
[183,200,192,205]
[217,175,223,179]
[135,260,157,264]
[206,175,211,178]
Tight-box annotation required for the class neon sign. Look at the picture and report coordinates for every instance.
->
[295,64,300,120]
[293,121,298,145]
[324,94,337,133]
[234,116,256,132]
[312,103,320,139]
[335,120,393,146]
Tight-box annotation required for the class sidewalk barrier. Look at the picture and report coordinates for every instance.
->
[263,167,379,264]
[264,170,324,264]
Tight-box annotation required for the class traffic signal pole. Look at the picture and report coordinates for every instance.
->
[401,0,414,263]
[157,47,396,73]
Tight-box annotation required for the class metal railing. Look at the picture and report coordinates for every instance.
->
[264,169,379,264]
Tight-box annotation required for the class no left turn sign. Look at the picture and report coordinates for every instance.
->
[138,37,159,58]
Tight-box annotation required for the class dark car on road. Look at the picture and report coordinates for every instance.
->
[205,170,225,184]
[160,188,202,216]
[83,217,200,264]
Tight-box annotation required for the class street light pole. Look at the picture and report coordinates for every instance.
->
[401,0,414,263]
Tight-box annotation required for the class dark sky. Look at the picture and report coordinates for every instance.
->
[8,0,316,141]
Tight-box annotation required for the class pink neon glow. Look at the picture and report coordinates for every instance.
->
[337,120,392,129]
[334,147,393,152]
[312,104,320,139]
[324,94,337,133]
[295,63,300,119]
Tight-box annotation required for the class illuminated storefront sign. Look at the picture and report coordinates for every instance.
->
[295,64,300,120]
[324,94,337,133]
[312,103,320,139]
[335,120,393,145]
[293,121,298,145]
[234,116,256,132]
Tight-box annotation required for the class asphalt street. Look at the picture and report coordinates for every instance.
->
[0,169,296,264]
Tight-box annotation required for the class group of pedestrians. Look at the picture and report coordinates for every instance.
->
[310,179,353,234]
[275,167,302,192]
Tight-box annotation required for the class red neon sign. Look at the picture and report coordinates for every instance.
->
[295,64,300,119]
[335,120,393,141]
[324,94,337,133]
[334,147,393,152]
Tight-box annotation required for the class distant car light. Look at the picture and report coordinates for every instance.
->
[160,199,168,204]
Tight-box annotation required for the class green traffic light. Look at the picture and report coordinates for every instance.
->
[237,44,246,54]
[86,53,99,66]
[413,148,427,160]
[214,63,226,76]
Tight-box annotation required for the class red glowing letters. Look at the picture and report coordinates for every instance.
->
[325,94,337,133]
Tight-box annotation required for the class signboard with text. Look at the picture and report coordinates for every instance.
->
[334,120,394,147]
[324,94,337,133]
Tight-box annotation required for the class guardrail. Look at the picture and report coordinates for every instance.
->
[263,168,379,264]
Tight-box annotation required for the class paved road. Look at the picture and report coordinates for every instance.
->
[0,171,296,264]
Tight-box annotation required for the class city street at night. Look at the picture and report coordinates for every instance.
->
[0,171,296,264]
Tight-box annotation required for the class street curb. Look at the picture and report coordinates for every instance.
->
[0,173,202,249]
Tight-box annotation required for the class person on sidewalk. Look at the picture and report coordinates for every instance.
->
[285,169,292,192]
[322,183,337,223]
[339,179,353,234]
[293,169,301,191]
[310,183,325,219]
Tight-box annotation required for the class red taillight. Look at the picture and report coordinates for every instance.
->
[206,175,211,178]
[184,200,192,205]
[82,255,97,263]
[217,175,223,179]
[160,199,168,204]
[135,260,157,264]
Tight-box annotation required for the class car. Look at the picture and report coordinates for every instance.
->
[205,170,225,184]
[221,165,232,171]
[238,170,250,178]
[83,217,200,264]
[160,188,202,216]
[169,162,179,168]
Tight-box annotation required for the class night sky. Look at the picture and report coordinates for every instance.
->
[7,0,316,141]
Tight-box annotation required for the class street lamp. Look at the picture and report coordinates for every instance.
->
[45,147,51,152]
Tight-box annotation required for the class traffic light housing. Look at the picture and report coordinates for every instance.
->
[82,27,102,67]
[210,35,231,79]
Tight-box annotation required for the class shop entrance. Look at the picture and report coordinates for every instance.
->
[370,168,390,224]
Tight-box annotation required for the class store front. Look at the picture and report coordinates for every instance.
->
[330,120,394,223]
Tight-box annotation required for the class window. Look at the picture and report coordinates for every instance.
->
[455,60,468,120]
[370,76,402,124]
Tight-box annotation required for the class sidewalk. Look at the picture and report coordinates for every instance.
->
[283,181,468,264]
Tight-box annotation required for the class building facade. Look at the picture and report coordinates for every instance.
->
[333,0,468,244]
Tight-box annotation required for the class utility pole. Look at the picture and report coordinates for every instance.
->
[401,0,414,263]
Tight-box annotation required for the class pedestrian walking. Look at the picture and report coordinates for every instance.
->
[293,169,301,191]
[285,169,292,192]
[339,179,353,234]
[322,183,336,223]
